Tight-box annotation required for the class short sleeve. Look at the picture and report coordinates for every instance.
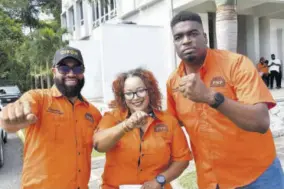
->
[166,81,177,118]
[19,90,42,117]
[91,107,102,129]
[231,56,276,109]
[97,111,118,131]
[170,117,192,162]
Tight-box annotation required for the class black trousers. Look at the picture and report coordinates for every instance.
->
[270,71,281,88]
[279,72,282,88]
[262,74,269,87]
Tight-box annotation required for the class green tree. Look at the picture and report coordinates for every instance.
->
[16,23,67,89]
[0,9,27,88]
[215,0,238,52]
[0,0,66,91]
[0,0,61,28]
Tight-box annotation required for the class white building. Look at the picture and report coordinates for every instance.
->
[61,0,284,104]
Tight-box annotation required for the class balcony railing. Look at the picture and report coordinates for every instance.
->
[93,8,117,29]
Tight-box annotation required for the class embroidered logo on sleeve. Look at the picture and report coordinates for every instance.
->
[85,113,94,123]
[210,76,226,87]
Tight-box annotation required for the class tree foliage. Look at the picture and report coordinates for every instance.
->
[0,0,67,91]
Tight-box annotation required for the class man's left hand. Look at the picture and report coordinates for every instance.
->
[179,73,214,104]
[141,180,162,189]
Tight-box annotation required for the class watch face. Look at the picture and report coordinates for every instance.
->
[216,93,223,101]
[156,175,166,184]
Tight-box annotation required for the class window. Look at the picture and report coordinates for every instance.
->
[110,0,115,10]
[69,6,75,31]
[61,12,67,28]
[78,0,84,25]
[92,0,117,29]
[92,1,100,27]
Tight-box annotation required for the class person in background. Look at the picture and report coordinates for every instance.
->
[94,68,191,189]
[264,60,270,88]
[268,54,281,89]
[257,57,269,87]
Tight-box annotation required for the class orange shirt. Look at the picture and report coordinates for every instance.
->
[167,49,276,189]
[20,86,102,189]
[97,109,192,189]
[257,63,268,73]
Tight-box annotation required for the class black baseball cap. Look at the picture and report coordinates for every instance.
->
[52,46,84,67]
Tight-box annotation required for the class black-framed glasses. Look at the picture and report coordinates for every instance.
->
[56,65,85,75]
[124,88,148,100]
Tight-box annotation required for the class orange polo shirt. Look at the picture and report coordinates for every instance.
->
[257,63,268,74]
[167,49,276,189]
[97,109,192,189]
[20,86,102,189]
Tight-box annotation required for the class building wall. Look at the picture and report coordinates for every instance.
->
[124,1,167,26]
[99,24,169,103]
[69,40,103,99]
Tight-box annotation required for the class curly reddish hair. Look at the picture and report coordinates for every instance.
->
[112,68,162,112]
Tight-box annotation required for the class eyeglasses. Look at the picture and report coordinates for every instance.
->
[124,88,148,100]
[56,65,85,75]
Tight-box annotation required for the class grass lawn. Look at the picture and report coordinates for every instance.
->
[179,171,198,189]
[92,149,105,158]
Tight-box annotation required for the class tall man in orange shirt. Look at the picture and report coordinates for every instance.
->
[0,47,102,189]
[167,11,284,189]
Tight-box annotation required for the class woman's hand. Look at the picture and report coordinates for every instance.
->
[141,180,162,189]
[124,111,148,130]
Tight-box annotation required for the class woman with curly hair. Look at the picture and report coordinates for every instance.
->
[93,68,192,189]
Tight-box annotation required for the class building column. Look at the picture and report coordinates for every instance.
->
[259,17,271,60]
[245,15,260,64]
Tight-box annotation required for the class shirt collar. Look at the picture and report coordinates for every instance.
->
[177,48,210,79]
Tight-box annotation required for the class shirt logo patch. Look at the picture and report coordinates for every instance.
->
[210,76,226,87]
[85,113,94,123]
[47,107,63,115]
[154,124,168,132]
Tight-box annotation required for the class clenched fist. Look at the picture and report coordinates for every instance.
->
[0,101,37,132]
[124,111,148,130]
[179,73,215,104]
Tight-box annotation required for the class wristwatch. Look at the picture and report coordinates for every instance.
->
[210,92,225,109]
[156,175,166,186]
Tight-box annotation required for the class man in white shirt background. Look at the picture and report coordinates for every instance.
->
[268,54,282,89]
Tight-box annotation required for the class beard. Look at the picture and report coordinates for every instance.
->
[184,55,197,62]
[54,77,85,98]
[183,52,206,65]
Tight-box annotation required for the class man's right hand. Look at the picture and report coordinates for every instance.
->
[0,101,37,132]
[124,111,148,130]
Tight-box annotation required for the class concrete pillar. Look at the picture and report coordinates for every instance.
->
[237,15,246,56]
[259,17,271,60]
[245,15,260,64]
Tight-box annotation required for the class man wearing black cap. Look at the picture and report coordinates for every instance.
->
[0,47,102,189]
